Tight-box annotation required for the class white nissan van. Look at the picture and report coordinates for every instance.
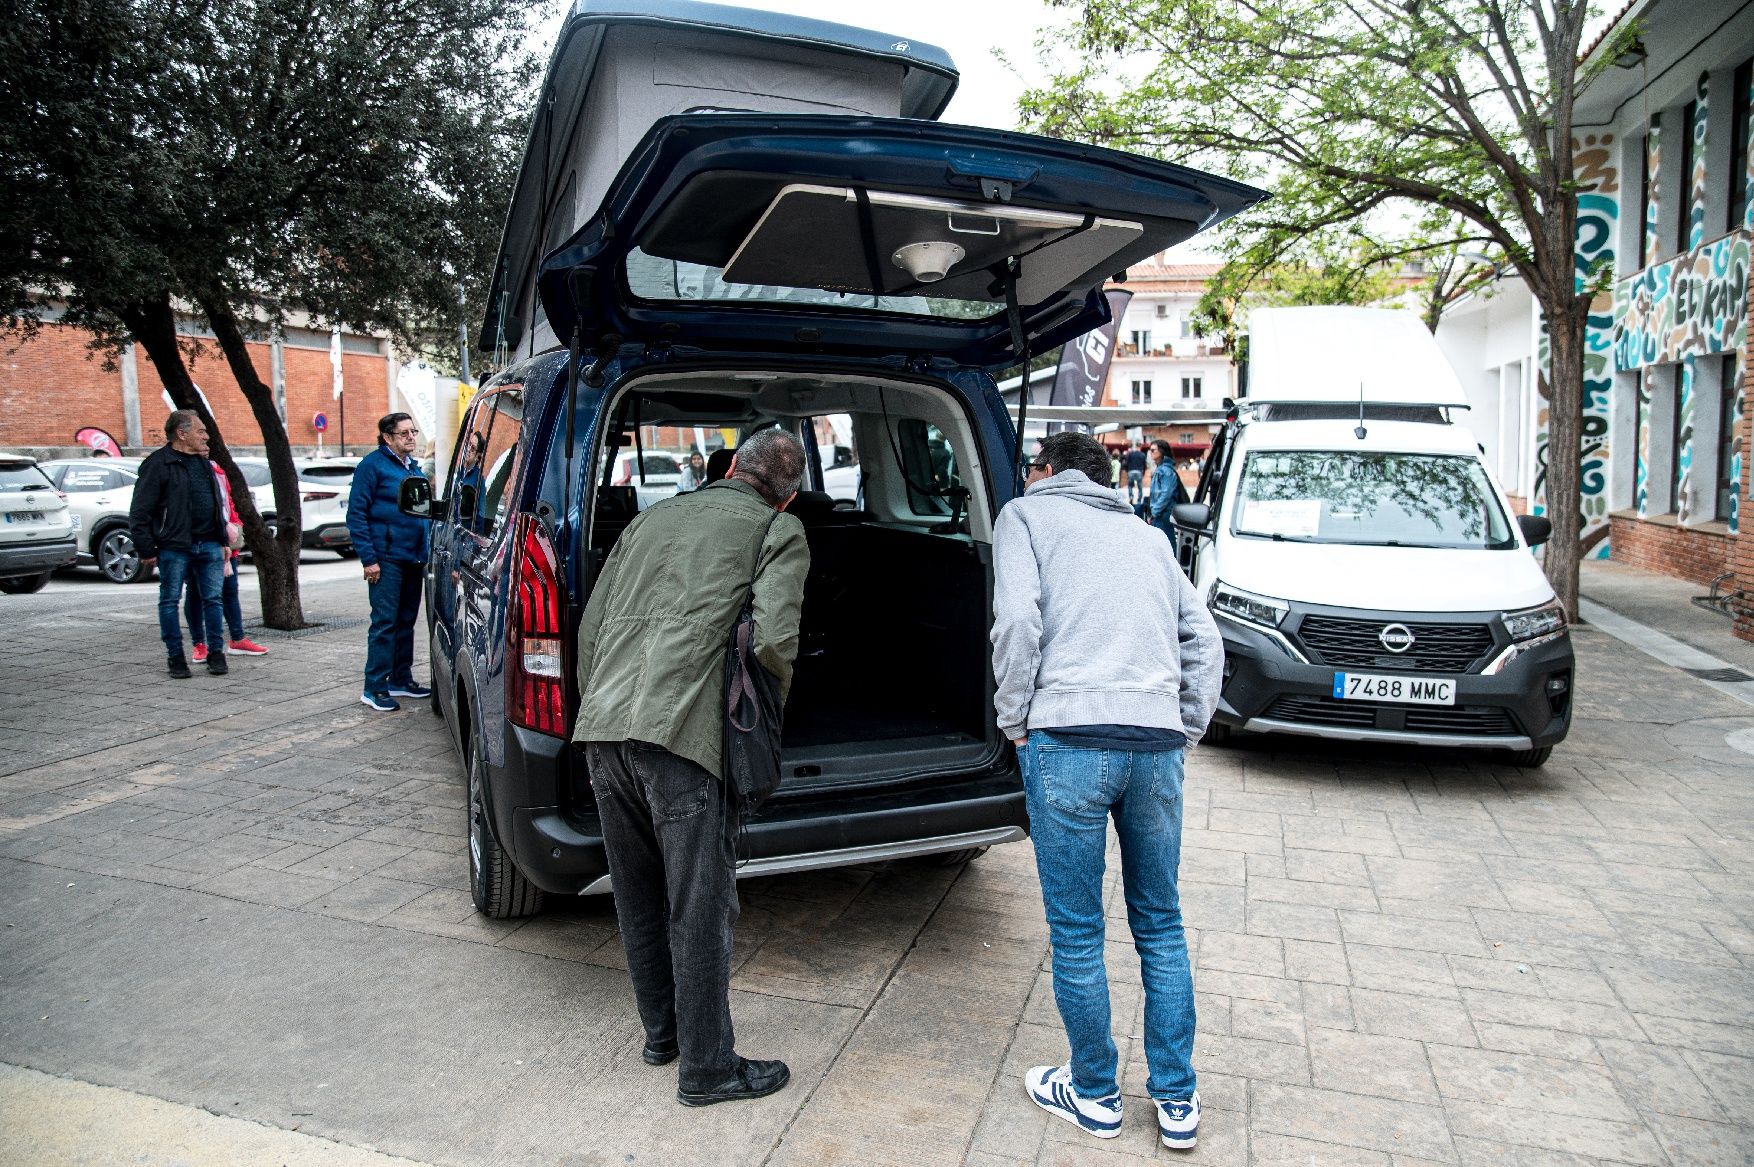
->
[1173,308,1572,766]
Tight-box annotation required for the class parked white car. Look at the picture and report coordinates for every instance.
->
[40,458,148,582]
[295,457,359,555]
[611,450,682,510]
[0,455,77,593]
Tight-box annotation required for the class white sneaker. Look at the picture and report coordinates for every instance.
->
[1155,1091,1200,1149]
[1024,1065,1123,1139]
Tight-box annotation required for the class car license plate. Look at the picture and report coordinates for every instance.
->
[4,511,43,524]
[1333,672,1455,705]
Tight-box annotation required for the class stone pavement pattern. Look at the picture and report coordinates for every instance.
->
[1,571,1751,1166]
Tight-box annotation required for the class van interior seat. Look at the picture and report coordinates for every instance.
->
[785,489,865,526]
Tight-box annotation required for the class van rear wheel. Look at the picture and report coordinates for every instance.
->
[466,743,543,918]
[1505,745,1552,767]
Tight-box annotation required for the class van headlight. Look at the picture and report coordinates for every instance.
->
[1502,602,1566,642]
[1211,583,1289,630]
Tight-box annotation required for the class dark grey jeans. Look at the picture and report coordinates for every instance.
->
[586,739,740,1086]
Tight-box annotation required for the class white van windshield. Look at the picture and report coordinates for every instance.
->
[1232,451,1514,549]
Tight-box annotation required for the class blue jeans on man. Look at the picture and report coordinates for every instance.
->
[365,559,422,695]
[186,560,244,644]
[1018,734,1196,1102]
[158,542,225,657]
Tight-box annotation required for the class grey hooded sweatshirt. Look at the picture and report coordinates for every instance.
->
[990,469,1222,743]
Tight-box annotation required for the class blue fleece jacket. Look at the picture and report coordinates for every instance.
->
[346,445,429,566]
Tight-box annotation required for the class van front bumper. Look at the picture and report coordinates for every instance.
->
[1212,611,1573,752]
[491,725,1028,896]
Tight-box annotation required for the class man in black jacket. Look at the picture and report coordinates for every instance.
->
[129,411,230,679]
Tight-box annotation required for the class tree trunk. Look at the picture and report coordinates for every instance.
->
[193,289,308,629]
[1539,291,1590,620]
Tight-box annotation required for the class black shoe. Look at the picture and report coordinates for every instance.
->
[642,1037,679,1066]
[205,651,228,676]
[167,654,191,679]
[677,1057,790,1107]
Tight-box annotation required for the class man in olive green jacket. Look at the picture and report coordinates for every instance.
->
[575,428,809,1107]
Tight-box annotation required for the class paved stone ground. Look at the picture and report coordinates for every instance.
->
[1,564,1751,1166]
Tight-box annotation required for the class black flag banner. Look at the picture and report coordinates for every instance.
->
[1045,289,1133,433]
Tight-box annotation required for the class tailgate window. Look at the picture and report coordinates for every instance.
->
[0,465,54,492]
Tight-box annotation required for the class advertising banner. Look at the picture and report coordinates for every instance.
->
[1046,289,1133,433]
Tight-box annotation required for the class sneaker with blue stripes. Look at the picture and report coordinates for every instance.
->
[1024,1065,1122,1139]
[1155,1091,1200,1149]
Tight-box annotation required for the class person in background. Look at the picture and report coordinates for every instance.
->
[677,450,708,492]
[1147,440,1189,539]
[991,430,1221,1153]
[129,410,230,679]
[346,413,430,712]
[1122,442,1149,505]
[186,459,269,661]
[1109,449,1122,490]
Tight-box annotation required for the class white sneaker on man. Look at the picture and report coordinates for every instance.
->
[1155,1091,1200,1149]
[1024,1065,1123,1138]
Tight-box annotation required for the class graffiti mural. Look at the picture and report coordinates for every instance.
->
[1688,74,1709,253]
[1729,349,1745,532]
[1644,126,1662,268]
[1676,356,1696,523]
[1614,231,1752,367]
[1533,133,1618,557]
[1634,371,1651,516]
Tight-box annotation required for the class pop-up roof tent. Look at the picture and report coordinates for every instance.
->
[480,0,959,364]
[1244,307,1470,410]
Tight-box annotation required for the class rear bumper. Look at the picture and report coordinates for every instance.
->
[302,523,353,549]
[492,725,1028,896]
[1214,613,1573,751]
[0,537,77,577]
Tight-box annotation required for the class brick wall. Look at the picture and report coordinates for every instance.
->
[1610,513,1734,587]
[1,320,389,452]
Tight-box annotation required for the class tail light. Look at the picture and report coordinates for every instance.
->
[301,490,338,502]
[507,514,570,736]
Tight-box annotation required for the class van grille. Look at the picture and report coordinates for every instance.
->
[1296,616,1494,673]
[1266,696,1518,736]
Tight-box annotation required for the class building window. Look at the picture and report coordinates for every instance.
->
[1720,353,1742,521]
[1131,379,1153,404]
[1179,431,1194,443]
[1639,130,1654,265]
[1676,100,1697,254]
[1731,59,1752,231]
[1181,376,1203,399]
[1130,330,1152,355]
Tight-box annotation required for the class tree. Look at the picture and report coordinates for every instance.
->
[1,0,531,627]
[1020,0,1630,617]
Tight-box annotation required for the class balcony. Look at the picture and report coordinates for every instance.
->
[1116,342,1229,359]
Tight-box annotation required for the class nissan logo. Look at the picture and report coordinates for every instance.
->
[1379,624,1416,653]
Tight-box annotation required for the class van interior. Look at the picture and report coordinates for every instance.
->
[584,370,999,790]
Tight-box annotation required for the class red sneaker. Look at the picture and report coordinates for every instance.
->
[191,643,208,664]
[228,638,270,656]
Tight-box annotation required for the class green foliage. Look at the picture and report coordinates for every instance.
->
[1,0,536,358]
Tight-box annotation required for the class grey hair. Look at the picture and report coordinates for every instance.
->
[164,409,199,442]
[732,428,806,505]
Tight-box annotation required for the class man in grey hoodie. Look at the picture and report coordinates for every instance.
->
[991,430,1221,1152]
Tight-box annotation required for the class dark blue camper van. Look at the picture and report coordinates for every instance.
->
[405,2,1263,917]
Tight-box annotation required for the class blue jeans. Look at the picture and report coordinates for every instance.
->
[1126,469,1144,502]
[364,559,422,694]
[1019,733,1196,1102]
[186,559,244,643]
[157,543,225,657]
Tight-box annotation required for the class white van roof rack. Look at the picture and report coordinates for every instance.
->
[1243,307,1470,411]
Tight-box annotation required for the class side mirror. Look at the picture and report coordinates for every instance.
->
[1170,502,1212,531]
[398,476,443,520]
[1516,513,1551,547]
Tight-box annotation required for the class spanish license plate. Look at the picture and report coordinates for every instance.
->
[1333,673,1455,705]
[4,511,43,524]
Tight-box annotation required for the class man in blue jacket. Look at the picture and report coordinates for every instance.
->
[346,412,430,711]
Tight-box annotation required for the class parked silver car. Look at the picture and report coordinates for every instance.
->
[1,456,77,592]
[40,458,147,583]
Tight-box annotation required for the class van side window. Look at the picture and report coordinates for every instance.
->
[897,420,960,515]
[453,400,496,534]
[479,389,524,534]
[807,414,860,502]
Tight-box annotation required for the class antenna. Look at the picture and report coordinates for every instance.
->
[1353,381,1368,440]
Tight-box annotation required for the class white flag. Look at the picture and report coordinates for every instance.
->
[330,327,344,400]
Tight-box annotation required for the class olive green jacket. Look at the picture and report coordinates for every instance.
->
[572,478,810,779]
